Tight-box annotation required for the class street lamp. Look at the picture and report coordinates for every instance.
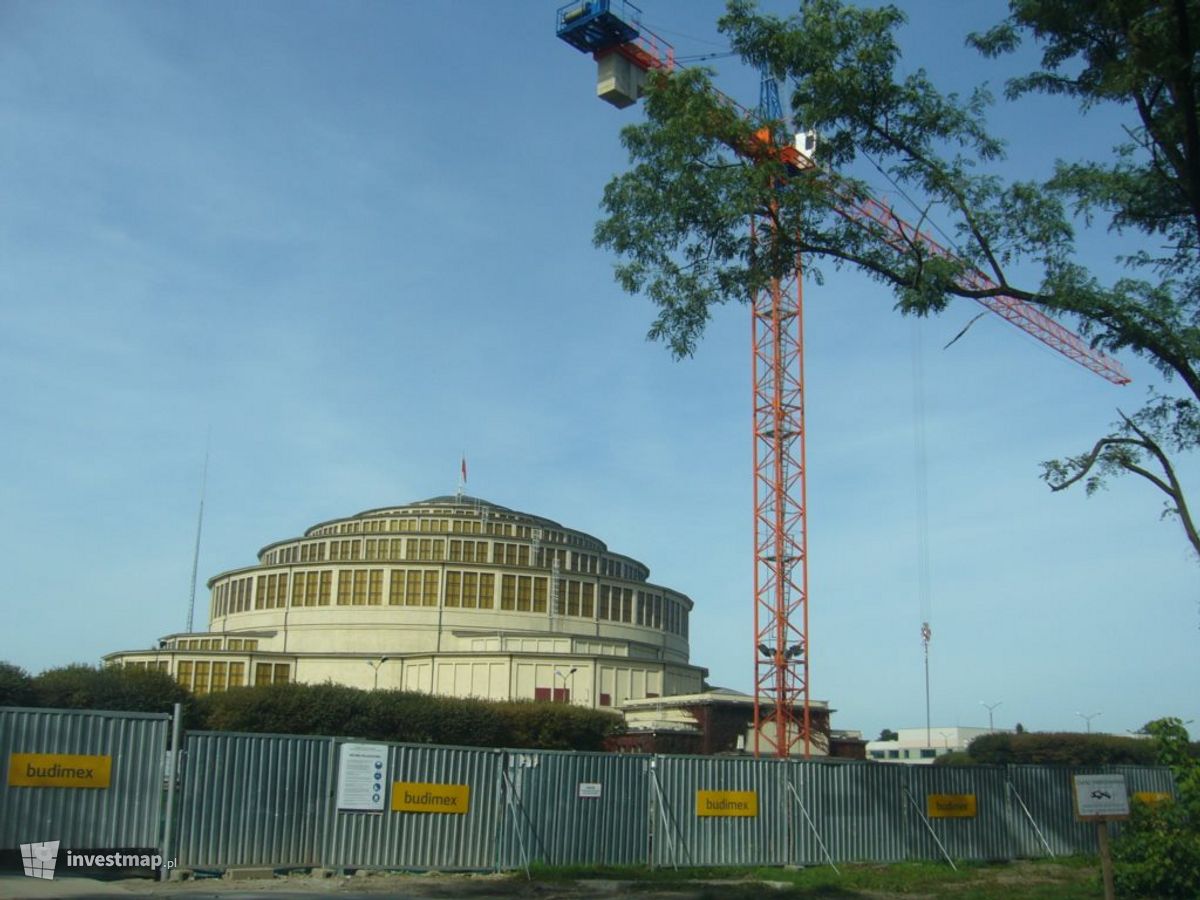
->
[981,700,1002,732]
[554,667,578,704]
[367,657,390,690]
[1077,711,1102,734]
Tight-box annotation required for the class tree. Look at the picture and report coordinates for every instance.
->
[1113,717,1200,897]
[595,0,1200,560]
[0,662,36,707]
[878,727,899,741]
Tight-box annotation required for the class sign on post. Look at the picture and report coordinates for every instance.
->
[1072,773,1129,900]
[1072,774,1130,821]
[336,743,388,812]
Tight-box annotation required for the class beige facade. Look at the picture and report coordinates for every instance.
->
[107,495,707,708]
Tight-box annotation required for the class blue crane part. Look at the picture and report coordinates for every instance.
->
[556,0,642,55]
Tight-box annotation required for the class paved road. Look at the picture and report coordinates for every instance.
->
[0,873,675,900]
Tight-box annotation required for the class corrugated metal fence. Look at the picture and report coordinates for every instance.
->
[0,706,168,851]
[167,731,1179,871]
[0,708,1179,872]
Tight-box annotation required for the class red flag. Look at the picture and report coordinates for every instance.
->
[461,456,467,483]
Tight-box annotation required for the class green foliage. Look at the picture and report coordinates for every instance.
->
[966,731,1157,766]
[595,0,1200,560]
[7,664,620,752]
[1113,717,1200,898]
[195,682,619,750]
[0,661,36,707]
[877,728,898,741]
[493,701,617,751]
[31,663,196,721]
[932,750,976,766]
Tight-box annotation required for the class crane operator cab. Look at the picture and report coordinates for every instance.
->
[556,0,675,109]
[792,130,818,171]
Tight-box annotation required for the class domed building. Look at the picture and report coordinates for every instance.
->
[106,495,707,708]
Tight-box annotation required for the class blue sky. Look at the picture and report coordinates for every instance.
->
[1,0,1195,742]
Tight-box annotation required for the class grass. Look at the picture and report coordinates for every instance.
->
[525,856,1103,898]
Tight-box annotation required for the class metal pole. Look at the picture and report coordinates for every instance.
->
[1006,780,1056,859]
[786,781,839,873]
[982,701,1002,732]
[904,784,957,871]
[1097,819,1116,900]
[922,623,932,749]
[160,702,183,881]
[185,439,209,634]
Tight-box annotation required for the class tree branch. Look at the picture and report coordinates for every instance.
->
[1047,414,1200,559]
[1120,410,1200,558]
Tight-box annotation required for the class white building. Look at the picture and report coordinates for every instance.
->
[865,726,1002,764]
[106,495,707,708]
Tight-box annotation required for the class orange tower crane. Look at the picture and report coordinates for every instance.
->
[555,0,1129,759]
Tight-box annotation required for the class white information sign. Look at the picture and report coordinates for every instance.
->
[1073,774,1130,820]
[337,743,388,812]
[577,782,603,799]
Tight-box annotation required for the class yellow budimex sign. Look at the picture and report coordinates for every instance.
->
[8,753,112,788]
[927,794,977,818]
[696,790,758,817]
[391,782,470,814]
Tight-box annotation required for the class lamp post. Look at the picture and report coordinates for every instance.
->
[367,657,390,691]
[981,700,1002,732]
[554,667,578,703]
[1077,711,1102,734]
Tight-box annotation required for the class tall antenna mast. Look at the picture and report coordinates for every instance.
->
[913,320,934,750]
[185,438,210,634]
[922,620,932,748]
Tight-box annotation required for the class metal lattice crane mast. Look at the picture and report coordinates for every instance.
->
[752,72,809,758]
[555,0,1129,760]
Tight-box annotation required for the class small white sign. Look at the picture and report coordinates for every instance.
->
[1073,774,1130,820]
[337,743,388,812]
[578,782,603,799]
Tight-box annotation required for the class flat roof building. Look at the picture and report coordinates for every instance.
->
[865,726,1001,764]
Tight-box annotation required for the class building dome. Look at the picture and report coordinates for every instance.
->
[107,495,705,708]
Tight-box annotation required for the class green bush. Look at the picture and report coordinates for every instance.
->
[7,662,622,752]
[931,751,975,766]
[967,731,1157,765]
[196,682,367,736]
[1113,718,1200,898]
[195,682,619,750]
[31,663,197,722]
[494,700,620,752]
